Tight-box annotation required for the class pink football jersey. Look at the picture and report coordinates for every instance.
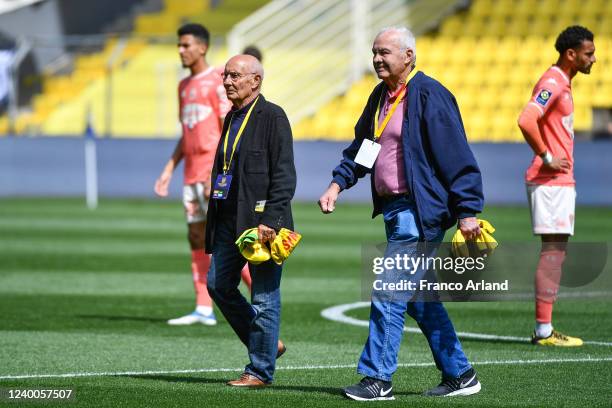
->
[525,66,575,186]
[179,66,231,185]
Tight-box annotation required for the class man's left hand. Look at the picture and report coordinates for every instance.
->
[459,217,480,241]
[258,224,277,243]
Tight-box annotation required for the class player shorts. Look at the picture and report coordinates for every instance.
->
[526,184,575,236]
[183,182,208,224]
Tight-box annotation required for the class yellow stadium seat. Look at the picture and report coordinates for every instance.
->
[471,38,497,65]
[574,106,592,131]
[164,0,207,15]
[470,0,494,18]
[514,0,537,18]
[440,14,465,37]
[506,17,530,37]
[527,17,556,37]
[467,113,493,140]
[463,17,486,37]
[553,15,582,32]
[535,0,560,17]
[595,18,612,35]
[484,15,511,37]
[491,0,516,17]
[330,115,355,140]
[585,0,608,9]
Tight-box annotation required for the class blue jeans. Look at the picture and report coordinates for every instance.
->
[206,217,282,383]
[357,196,471,381]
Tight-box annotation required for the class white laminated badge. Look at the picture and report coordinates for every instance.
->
[354,139,381,169]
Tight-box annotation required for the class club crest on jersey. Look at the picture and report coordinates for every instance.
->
[536,89,552,106]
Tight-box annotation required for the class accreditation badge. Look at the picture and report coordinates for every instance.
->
[354,139,381,169]
[212,174,233,199]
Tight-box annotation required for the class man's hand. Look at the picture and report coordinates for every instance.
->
[154,170,172,197]
[543,156,571,173]
[258,224,277,244]
[459,217,481,241]
[318,183,341,214]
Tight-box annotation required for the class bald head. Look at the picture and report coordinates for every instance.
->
[224,54,264,108]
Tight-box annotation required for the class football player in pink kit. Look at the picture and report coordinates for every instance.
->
[155,23,252,326]
[518,26,596,346]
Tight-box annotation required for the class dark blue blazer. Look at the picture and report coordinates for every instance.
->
[331,71,484,241]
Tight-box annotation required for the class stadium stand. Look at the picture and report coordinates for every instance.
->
[293,0,612,141]
[1,0,610,140]
[0,0,268,136]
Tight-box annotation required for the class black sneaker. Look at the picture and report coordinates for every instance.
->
[343,377,394,401]
[423,368,481,397]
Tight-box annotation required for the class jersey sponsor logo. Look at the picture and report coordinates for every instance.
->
[536,89,552,106]
[562,113,574,139]
[181,103,212,129]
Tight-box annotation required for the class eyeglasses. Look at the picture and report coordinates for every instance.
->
[222,71,257,81]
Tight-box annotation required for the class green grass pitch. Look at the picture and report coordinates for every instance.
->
[0,198,610,407]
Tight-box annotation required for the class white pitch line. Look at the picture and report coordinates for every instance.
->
[320,302,612,347]
[1,357,612,381]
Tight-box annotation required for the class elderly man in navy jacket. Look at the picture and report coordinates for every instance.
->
[319,26,484,401]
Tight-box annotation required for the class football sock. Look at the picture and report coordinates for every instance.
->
[191,249,213,308]
[535,247,565,334]
[535,322,553,338]
[196,305,213,316]
[536,299,554,324]
[535,247,565,303]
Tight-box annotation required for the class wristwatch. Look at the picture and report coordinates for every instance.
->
[539,151,553,165]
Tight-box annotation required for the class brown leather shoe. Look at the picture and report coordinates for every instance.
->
[227,372,267,387]
[277,340,287,359]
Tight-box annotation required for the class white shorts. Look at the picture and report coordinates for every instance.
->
[526,184,575,235]
[183,183,208,224]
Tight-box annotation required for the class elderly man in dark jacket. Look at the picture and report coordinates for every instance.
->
[319,26,484,401]
[206,54,295,388]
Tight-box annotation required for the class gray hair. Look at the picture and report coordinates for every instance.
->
[376,26,417,57]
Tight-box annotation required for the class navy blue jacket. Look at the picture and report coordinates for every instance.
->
[331,71,484,241]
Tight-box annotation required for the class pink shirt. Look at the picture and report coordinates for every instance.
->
[525,66,575,186]
[374,90,408,196]
[178,66,231,185]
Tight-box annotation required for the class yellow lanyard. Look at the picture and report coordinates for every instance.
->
[373,69,417,140]
[223,96,260,174]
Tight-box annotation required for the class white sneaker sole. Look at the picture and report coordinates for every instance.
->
[167,317,217,326]
[344,392,395,401]
[443,381,481,397]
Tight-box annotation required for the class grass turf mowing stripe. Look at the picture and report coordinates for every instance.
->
[1,357,611,381]
[321,302,612,347]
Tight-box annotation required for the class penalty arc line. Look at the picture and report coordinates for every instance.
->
[320,301,612,347]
